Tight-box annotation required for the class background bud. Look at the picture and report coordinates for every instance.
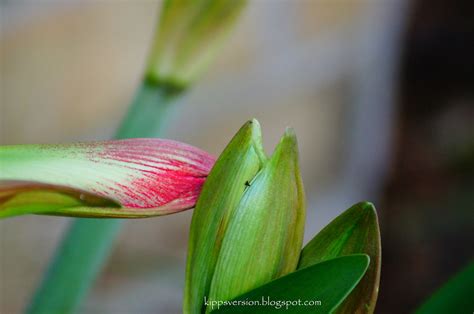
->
[146,0,247,90]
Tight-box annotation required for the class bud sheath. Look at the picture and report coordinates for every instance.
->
[207,128,306,306]
[184,120,266,313]
[146,0,248,90]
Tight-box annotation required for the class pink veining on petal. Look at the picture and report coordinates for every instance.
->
[85,139,215,210]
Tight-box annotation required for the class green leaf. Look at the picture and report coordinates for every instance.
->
[207,128,306,307]
[184,119,267,314]
[415,261,474,314]
[298,202,381,313]
[0,139,214,218]
[210,254,370,313]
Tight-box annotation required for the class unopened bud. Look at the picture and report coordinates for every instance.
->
[184,121,305,313]
[207,128,305,306]
[146,0,247,91]
[184,119,266,313]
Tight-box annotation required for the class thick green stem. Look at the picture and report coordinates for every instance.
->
[27,82,179,314]
[115,82,177,139]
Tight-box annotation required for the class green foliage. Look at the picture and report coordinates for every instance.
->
[208,128,305,308]
[298,202,381,313]
[211,254,370,314]
[0,187,119,219]
[185,120,267,313]
[415,261,474,314]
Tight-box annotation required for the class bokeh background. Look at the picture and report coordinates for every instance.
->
[1,0,472,313]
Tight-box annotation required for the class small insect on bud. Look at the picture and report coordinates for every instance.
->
[184,119,266,314]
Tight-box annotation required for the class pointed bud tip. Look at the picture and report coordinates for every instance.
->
[241,118,260,132]
[250,118,260,125]
[244,119,266,162]
[283,127,297,144]
[284,127,296,137]
[234,119,263,148]
[247,119,262,136]
[274,127,298,157]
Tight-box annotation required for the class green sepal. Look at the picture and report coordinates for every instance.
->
[146,0,248,89]
[207,128,305,308]
[184,119,266,314]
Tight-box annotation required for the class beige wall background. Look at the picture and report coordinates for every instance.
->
[0,1,407,313]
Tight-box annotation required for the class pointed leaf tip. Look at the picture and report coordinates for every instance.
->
[184,119,266,313]
[298,202,381,314]
[185,122,306,313]
[211,254,370,314]
[279,127,298,154]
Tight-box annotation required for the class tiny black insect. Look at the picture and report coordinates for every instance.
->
[245,181,251,187]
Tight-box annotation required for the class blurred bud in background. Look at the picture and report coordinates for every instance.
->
[145,0,247,90]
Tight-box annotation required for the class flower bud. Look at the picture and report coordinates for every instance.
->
[146,0,247,91]
[207,128,305,306]
[184,121,305,313]
[184,119,266,313]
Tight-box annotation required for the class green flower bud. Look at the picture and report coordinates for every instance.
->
[184,120,306,313]
[184,119,266,314]
[146,0,247,91]
[207,128,306,308]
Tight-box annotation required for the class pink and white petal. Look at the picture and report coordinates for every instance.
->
[0,139,215,217]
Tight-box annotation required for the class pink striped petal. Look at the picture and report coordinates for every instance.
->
[0,139,215,218]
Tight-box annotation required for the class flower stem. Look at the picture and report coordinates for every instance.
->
[27,82,179,314]
[115,82,178,139]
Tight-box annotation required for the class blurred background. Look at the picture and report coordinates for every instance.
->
[0,0,472,313]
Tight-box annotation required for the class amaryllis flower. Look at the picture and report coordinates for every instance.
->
[0,139,215,218]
